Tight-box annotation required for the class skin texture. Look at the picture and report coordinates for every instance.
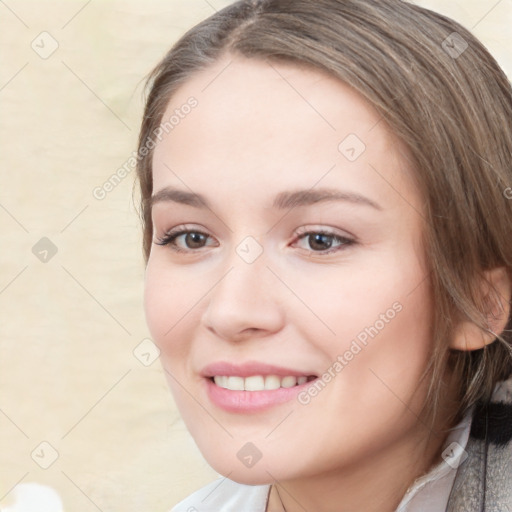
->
[144,54,461,512]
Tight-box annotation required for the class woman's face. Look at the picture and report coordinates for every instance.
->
[145,54,436,484]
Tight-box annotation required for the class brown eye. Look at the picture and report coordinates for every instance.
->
[183,232,208,249]
[307,233,335,251]
[154,229,215,253]
[294,230,355,254]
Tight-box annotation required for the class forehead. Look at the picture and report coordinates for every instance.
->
[151,54,418,209]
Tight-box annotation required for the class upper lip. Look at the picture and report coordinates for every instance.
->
[201,361,318,378]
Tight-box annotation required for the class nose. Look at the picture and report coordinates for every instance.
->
[200,249,286,342]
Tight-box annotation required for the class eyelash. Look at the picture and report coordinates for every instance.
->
[154,226,355,255]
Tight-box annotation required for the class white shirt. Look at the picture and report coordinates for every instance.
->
[171,408,473,512]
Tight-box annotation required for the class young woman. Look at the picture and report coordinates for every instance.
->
[135,1,512,510]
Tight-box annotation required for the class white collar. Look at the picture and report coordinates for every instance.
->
[395,406,474,512]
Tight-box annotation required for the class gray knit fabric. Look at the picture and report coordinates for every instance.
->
[447,375,512,511]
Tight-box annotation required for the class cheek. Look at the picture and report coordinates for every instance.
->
[320,267,434,415]
[299,253,434,406]
[143,266,169,343]
[143,262,198,360]
[295,259,431,350]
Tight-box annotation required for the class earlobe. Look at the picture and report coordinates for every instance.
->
[450,267,512,351]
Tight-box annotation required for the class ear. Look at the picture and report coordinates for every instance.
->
[450,267,512,351]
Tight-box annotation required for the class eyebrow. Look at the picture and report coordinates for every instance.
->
[150,186,382,211]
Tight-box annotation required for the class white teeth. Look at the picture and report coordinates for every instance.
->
[264,375,281,390]
[281,376,297,388]
[227,376,244,391]
[213,376,226,388]
[244,375,265,391]
[213,375,310,391]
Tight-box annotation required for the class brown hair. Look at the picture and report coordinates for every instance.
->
[134,0,512,428]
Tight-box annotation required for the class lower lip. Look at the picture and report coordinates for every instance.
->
[204,377,316,413]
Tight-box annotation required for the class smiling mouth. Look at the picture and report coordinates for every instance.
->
[210,375,317,391]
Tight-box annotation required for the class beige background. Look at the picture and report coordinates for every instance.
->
[1,1,511,510]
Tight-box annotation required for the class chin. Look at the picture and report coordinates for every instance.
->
[199,447,285,485]
[215,466,277,486]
